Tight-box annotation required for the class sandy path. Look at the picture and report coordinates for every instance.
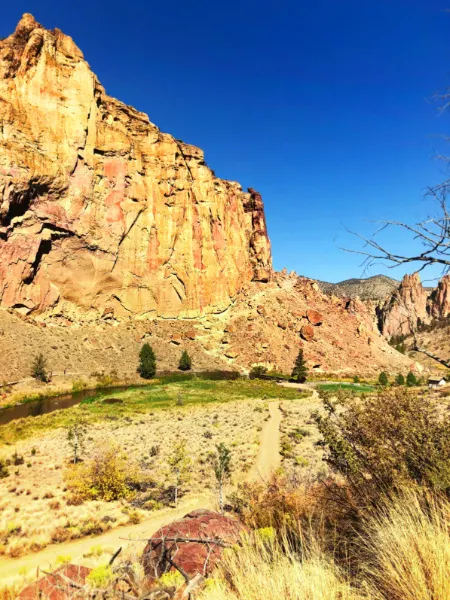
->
[249,401,282,481]
[0,401,284,586]
[0,494,213,586]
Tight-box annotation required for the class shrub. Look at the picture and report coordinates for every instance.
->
[250,365,268,379]
[67,415,87,463]
[65,445,139,501]
[406,371,417,387]
[313,389,450,504]
[178,349,192,371]
[291,349,308,383]
[0,459,9,479]
[395,373,405,386]
[378,371,389,387]
[31,353,49,382]
[11,451,24,466]
[86,564,113,589]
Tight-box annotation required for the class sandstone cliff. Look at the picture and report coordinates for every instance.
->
[378,273,450,338]
[0,14,271,321]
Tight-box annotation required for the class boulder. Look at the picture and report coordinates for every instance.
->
[142,509,246,581]
[306,309,323,326]
[300,324,315,342]
[19,565,91,599]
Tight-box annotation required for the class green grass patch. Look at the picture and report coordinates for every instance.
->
[0,377,311,446]
[317,382,376,393]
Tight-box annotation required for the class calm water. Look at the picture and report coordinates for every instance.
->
[0,386,130,426]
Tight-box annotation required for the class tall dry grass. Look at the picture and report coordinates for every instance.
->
[361,490,450,600]
[200,490,450,600]
[198,533,363,600]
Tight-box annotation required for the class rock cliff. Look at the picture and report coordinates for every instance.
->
[0,14,272,321]
[378,273,450,338]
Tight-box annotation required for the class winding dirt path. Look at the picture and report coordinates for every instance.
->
[249,401,282,481]
[0,494,213,586]
[0,401,284,586]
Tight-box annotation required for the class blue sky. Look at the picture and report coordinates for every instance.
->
[2,1,450,283]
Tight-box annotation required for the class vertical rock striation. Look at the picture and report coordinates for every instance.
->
[0,14,272,321]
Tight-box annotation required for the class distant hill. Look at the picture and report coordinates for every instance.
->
[317,275,400,301]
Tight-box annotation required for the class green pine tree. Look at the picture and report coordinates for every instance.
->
[31,353,49,382]
[406,371,417,387]
[137,343,156,379]
[178,350,192,371]
[291,349,308,382]
[395,373,405,386]
[378,371,389,387]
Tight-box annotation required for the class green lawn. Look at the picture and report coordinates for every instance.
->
[317,382,376,393]
[0,376,311,445]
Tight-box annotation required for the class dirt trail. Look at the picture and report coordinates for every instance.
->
[0,495,213,586]
[0,401,284,586]
[249,401,282,481]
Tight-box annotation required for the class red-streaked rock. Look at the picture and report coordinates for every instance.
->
[19,564,91,599]
[142,509,246,580]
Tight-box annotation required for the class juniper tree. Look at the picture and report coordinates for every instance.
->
[378,371,389,387]
[406,371,417,387]
[137,344,156,379]
[291,349,308,383]
[396,373,405,386]
[178,350,192,371]
[31,353,49,382]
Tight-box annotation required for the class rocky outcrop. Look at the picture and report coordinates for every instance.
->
[378,273,450,338]
[142,509,246,580]
[378,273,430,338]
[0,14,272,321]
[19,564,92,599]
[430,274,450,320]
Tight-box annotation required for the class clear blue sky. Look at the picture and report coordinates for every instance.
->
[2,1,450,283]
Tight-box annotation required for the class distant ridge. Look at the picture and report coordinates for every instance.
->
[317,275,400,301]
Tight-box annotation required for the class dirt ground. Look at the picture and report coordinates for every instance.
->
[0,398,269,559]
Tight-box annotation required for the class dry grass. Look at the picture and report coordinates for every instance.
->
[200,490,450,600]
[361,491,450,600]
[279,396,330,477]
[198,533,362,600]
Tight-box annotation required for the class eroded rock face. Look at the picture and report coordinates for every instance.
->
[142,509,246,580]
[378,273,450,338]
[378,273,430,338]
[0,14,272,321]
[430,274,450,319]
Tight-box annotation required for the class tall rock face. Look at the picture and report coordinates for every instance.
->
[0,15,272,321]
[378,273,430,338]
[430,274,450,320]
[378,273,450,338]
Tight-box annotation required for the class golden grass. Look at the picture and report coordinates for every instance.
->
[199,490,450,600]
[361,491,450,600]
[198,533,362,600]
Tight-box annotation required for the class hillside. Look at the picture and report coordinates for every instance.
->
[317,275,400,301]
[0,15,419,387]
